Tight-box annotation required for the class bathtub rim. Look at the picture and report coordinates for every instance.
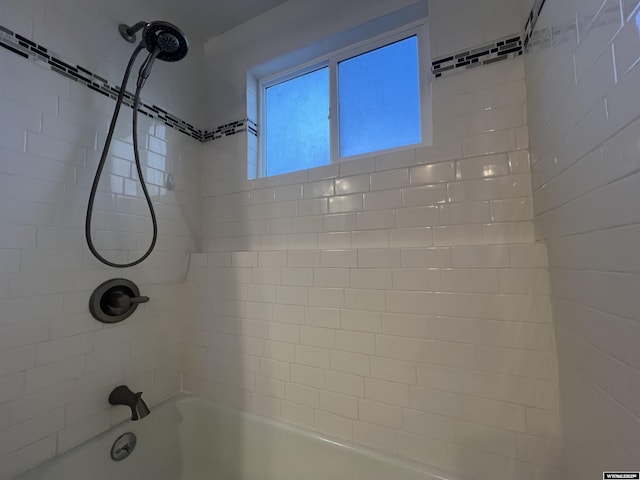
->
[174,392,466,480]
[17,391,465,480]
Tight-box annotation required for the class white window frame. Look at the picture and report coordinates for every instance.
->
[257,19,430,179]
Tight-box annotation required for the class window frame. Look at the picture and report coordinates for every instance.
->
[257,20,430,179]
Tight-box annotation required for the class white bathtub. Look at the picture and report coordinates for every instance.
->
[18,394,454,480]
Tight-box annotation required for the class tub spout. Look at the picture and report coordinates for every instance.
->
[108,385,150,421]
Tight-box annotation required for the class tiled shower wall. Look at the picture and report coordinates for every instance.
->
[185,1,564,478]
[525,0,640,475]
[0,2,202,477]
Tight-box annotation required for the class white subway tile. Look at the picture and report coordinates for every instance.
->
[290,364,324,388]
[321,369,364,398]
[371,357,416,384]
[287,250,320,267]
[314,409,352,440]
[305,306,341,328]
[350,268,392,290]
[405,408,455,442]
[273,304,305,324]
[452,245,510,267]
[490,198,533,221]
[375,149,416,171]
[281,400,314,428]
[303,180,335,198]
[396,206,440,227]
[297,198,328,216]
[268,322,299,343]
[295,345,330,369]
[320,249,357,267]
[363,189,402,210]
[433,224,484,246]
[328,194,363,213]
[320,390,358,418]
[356,210,395,230]
[483,222,535,244]
[0,372,24,404]
[359,398,403,427]
[456,154,510,180]
[415,139,462,164]
[330,350,370,376]
[365,377,410,407]
[340,309,381,333]
[335,330,375,354]
[403,184,448,207]
[25,356,84,394]
[352,230,389,248]
[370,169,410,190]
[308,164,339,181]
[318,232,352,249]
[441,268,499,293]
[376,335,422,361]
[280,268,313,287]
[344,288,386,311]
[300,325,335,348]
[389,227,433,247]
[386,290,434,314]
[264,340,295,362]
[323,213,358,232]
[285,382,319,407]
[255,375,285,399]
[410,162,456,185]
[339,157,376,176]
[276,286,308,305]
[335,174,370,195]
[353,421,397,452]
[396,431,451,469]
[358,248,401,267]
[57,411,110,453]
[448,178,499,202]
[308,287,344,307]
[259,357,290,381]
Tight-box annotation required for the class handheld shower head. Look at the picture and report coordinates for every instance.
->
[133,21,189,88]
[141,21,189,62]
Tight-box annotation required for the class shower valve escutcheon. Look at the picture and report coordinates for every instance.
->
[89,278,148,324]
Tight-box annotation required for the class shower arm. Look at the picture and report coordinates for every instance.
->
[119,21,149,44]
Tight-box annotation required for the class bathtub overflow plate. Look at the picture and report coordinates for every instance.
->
[111,432,137,461]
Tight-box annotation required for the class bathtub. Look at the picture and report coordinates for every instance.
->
[18,394,453,480]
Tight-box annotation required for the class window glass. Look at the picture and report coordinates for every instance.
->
[264,67,330,177]
[338,36,421,158]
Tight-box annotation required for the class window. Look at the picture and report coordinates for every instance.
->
[256,23,429,178]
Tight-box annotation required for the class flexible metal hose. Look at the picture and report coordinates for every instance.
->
[85,44,159,268]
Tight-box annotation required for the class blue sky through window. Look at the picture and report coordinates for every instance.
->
[338,36,421,158]
[265,67,330,177]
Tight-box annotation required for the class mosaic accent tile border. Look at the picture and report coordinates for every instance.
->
[524,0,546,50]
[0,24,256,144]
[431,34,523,78]
[203,119,258,142]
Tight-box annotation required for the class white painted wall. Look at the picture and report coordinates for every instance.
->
[188,1,564,478]
[525,0,640,475]
[0,2,202,477]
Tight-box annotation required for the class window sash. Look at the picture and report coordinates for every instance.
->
[258,21,429,178]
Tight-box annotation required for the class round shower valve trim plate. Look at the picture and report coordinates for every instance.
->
[89,278,149,324]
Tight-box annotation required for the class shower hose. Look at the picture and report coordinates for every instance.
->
[85,44,158,268]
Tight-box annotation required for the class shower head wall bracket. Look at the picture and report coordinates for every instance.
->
[89,278,149,323]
